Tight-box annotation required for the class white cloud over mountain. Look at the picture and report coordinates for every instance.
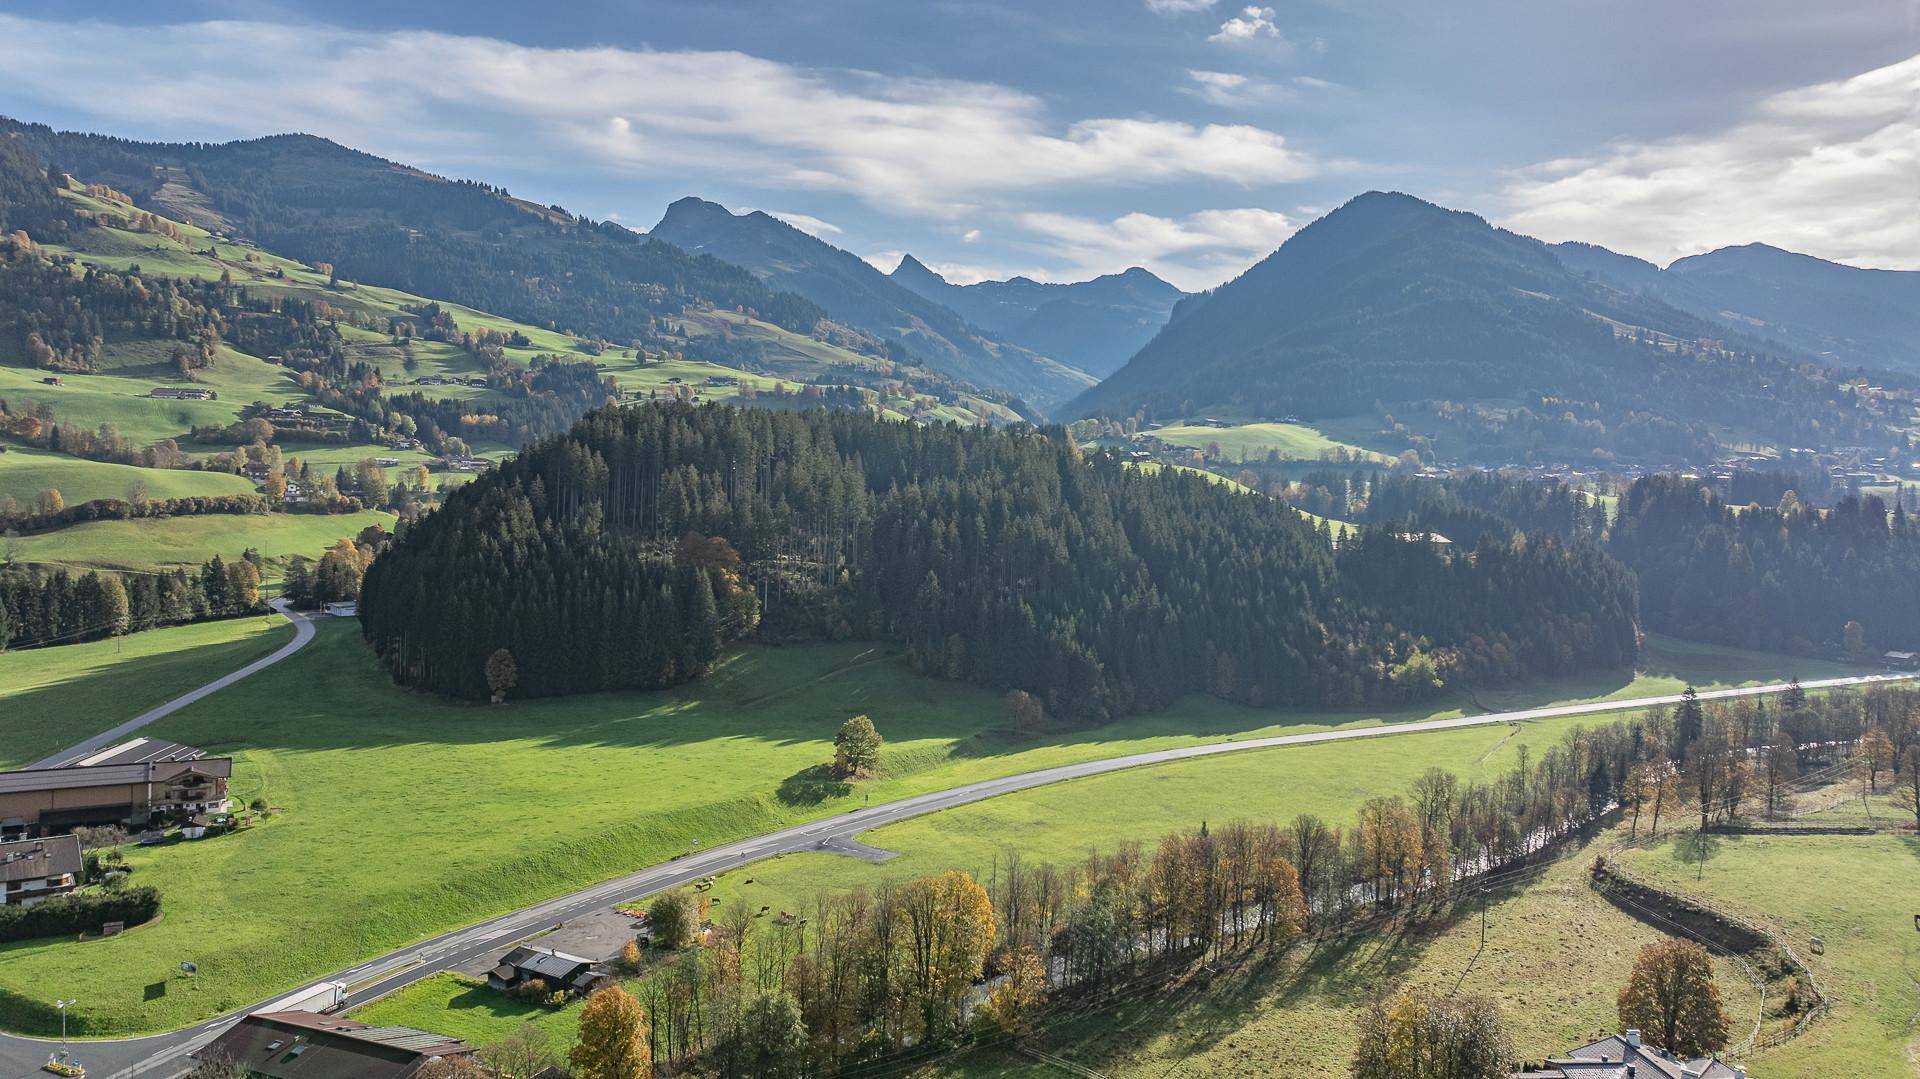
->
[1502,52,1920,269]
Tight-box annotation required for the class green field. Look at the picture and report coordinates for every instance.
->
[0,350,299,448]
[347,633,1857,1048]
[2,508,395,574]
[0,622,1848,1037]
[0,615,294,770]
[1615,834,1920,1076]
[0,444,256,508]
[1150,421,1388,463]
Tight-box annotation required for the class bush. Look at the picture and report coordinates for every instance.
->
[0,886,161,942]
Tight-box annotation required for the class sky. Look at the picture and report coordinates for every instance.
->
[0,1,1914,291]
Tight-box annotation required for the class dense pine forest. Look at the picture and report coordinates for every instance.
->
[1611,475,1920,655]
[359,403,1639,714]
[1306,468,1920,657]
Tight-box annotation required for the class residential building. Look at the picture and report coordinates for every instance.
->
[0,739,232,838]
[488,945,606,998]
[1513,1030,1746,1078]
[0,834,82,906]
[199,1011,477,1079]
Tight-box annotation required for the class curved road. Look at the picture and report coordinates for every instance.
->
[31,601,317,769]
[3,666,1912,1078]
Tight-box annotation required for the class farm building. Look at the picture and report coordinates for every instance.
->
[0,739,231,839]
[1511,1030,1746,1078]
[0,834,82,906]
[199,1011,477,1079]
[148,386,217,400]
[489,945,606,998]
[1884,650,1919,670]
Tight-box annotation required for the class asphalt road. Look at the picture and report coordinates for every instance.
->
[2,666,1911,1078]
[31,601,316,769]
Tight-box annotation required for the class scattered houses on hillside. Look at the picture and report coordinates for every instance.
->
[148,386,216,400]
[0,833,82,906]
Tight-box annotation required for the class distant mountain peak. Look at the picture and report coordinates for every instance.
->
[890,253,948,288]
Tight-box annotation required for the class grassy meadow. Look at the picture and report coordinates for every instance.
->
[342,633,1858,1047]
[1150,420,1388,463]
[2,508,395,574]
[0,621,1849,1037]
[1615,834,1920,1077]
[0,444,255,507]
[0,614,294,770]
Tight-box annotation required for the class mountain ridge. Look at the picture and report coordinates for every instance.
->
[651,196,1095,412]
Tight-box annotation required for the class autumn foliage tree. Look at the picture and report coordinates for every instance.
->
[1617,939,1730,1058]
[485,648,518,703]
[1350,989,1513,1078]
[570,984,652,1079]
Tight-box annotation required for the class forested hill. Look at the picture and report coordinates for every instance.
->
[1556,239,1920,375]
[1610,475,1920,657]
[888,256,1185,378]
[650,198,1097,411]
[0,118,826,351]
[360,402,1639,713]
[1070,192,1897,464]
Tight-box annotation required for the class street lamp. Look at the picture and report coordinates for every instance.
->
[55,999,75,1055]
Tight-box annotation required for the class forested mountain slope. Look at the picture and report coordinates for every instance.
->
[0,118,828,359]
[360,402,1639,713]
[650,198,1096,410]
[1072,192,1900,464]
[1558,239,1920,374]
[888,256,1183,378]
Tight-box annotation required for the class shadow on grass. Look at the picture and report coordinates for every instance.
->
[777,764,851,807]
[0,616,292,769]
[25,618,1847,796]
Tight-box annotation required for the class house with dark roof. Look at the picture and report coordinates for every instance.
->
[489,945,606,998]
[198,1010,477,1079]
[1512,1029,1747,1078]
[0,834,82,906]
[0,738,231,838]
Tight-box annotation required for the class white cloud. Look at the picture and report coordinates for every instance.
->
[0,14,1317,218]
[962,228,982,243]
[1501,53,1920,269]
[754,210,843,237]
[1210,6,1281,44]
[1016,206,1298,289]
[1146,0,1216,12]
[1186,69,1336,107]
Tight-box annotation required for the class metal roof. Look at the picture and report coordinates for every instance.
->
[65,738,209,768]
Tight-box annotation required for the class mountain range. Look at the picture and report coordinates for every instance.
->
[649,197,1099,410]
[886,256,1184,379]
[1553,240,1920,373]
[1070,191,1901,463]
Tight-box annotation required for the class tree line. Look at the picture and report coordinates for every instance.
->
[0,552,265,650]
[360,403,1639,712]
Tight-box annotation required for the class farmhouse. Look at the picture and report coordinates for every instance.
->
[148,386,217,400]
[0,834,82,906]
[0,739,232,839]
[200,1011,477,1079]
[1512,1030,1746,1078]
[1883,650,1919,670]
[488,945,606,998]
